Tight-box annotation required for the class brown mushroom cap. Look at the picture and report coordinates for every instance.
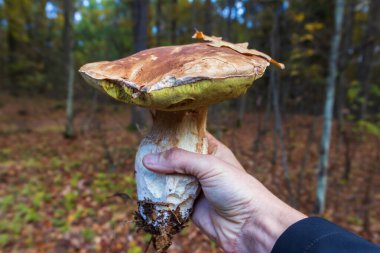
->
[79,42,269,111]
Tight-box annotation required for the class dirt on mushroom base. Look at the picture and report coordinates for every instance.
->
[135,200,190,252]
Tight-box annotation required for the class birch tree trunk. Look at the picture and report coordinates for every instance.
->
[63,0,75,139]
[315,0,344,214]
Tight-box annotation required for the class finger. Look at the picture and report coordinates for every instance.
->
[143,148,224,180]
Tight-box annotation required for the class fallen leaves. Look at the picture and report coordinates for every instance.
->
[0,97,223,253]
[0,96,379,252]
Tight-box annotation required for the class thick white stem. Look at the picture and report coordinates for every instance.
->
[134,108,208,251]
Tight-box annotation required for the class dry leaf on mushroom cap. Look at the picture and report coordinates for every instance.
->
[192,31,285,70]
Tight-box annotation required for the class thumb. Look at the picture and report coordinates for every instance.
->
[142,148,222,180]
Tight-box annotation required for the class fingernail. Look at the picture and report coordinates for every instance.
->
[143,154,159,166]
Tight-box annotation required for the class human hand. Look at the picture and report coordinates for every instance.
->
[143,132,306,253]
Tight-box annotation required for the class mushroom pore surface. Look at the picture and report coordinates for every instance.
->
[99,76,257,111]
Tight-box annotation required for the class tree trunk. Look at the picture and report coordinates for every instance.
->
[253,95,266,153]
[254,87,272,152]
[203,0,212,35]
[336,0,355,153]
[155,0,162,46]
[315,0,344,214]
[170,0,177,44]
[236,94,246,128]
[358,0,379,120]
[131,0,149,130]
[191,0,198,28]
[270,3,279,167]
[63,0,75,139]
[342,129,352,181]
[225,0,235,40]
[5,0,22,94]
[270,2,293,203]
[132,0,148,52]
[6,14,17,94]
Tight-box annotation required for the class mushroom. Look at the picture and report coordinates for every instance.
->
[79,31,283,252]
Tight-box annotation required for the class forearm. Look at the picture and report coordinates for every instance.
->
[234,189,306,253]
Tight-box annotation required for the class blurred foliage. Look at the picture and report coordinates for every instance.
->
[0,0,378,115]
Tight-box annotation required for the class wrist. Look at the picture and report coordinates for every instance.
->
[235,192,306,253]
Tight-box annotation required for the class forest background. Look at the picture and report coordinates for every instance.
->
[0,0,379,252]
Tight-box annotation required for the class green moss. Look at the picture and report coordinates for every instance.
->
[100,76,259,111]
[0,195,14,211]
[15,203,40,222]
[0,234,10,246]
[81,228,95,241]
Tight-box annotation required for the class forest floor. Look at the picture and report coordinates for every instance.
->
[0,95,379,253]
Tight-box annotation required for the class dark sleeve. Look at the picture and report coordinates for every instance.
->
[271,217,380,253]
